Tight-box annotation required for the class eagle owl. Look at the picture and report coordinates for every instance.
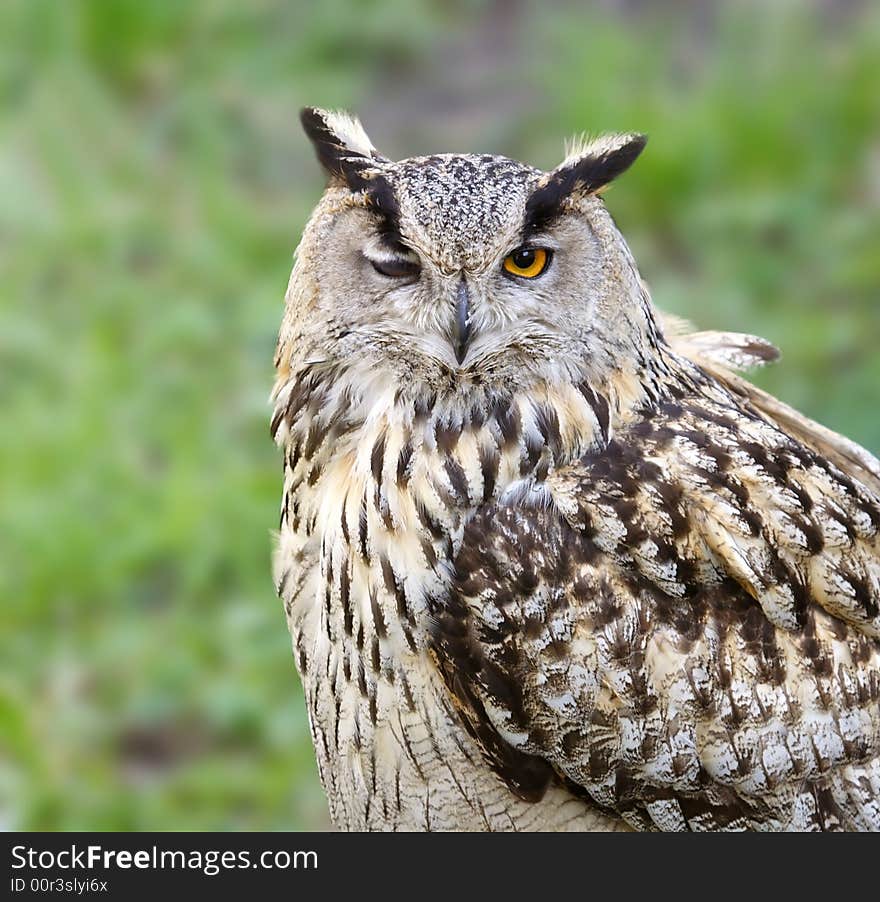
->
[271,108,880,831]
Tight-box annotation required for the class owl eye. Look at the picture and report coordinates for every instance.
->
[370,256,421,279]
[502,246,552,279]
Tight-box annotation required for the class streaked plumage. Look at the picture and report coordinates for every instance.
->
[272,108,880,831]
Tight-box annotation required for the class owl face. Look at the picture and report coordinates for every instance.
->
[280,109,650,402]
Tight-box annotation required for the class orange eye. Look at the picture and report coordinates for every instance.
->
[502,247,551,279]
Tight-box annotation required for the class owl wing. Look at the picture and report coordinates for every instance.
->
[432,371,880,830]
[663,316,880,496]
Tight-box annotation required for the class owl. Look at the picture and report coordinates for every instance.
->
[271,107,880,831]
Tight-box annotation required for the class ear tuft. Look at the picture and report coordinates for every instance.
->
[559,132,647,188]
[300,107,402,239]
[524,132,646,234]
[299,107,382,182]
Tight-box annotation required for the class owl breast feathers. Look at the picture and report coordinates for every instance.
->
[273,108,880,831]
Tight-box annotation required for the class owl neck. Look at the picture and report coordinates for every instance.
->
[273,351,670,539]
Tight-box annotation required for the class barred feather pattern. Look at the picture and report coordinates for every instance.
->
[272,357,637,830]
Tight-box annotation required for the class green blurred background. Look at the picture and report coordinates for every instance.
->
[1,0,878,830]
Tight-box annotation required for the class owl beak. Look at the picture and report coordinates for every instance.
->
[453,277,471,365]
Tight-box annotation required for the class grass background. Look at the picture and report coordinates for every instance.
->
[1,0,878,830]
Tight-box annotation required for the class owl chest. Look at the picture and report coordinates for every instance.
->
[281,513,619,832]
[277,443,505,828]
[273,386,611,829]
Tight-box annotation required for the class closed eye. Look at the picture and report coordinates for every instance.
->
[370,256,420,279]
[363,240,421,280]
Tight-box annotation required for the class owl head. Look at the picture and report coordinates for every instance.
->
[276,108,655,405]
